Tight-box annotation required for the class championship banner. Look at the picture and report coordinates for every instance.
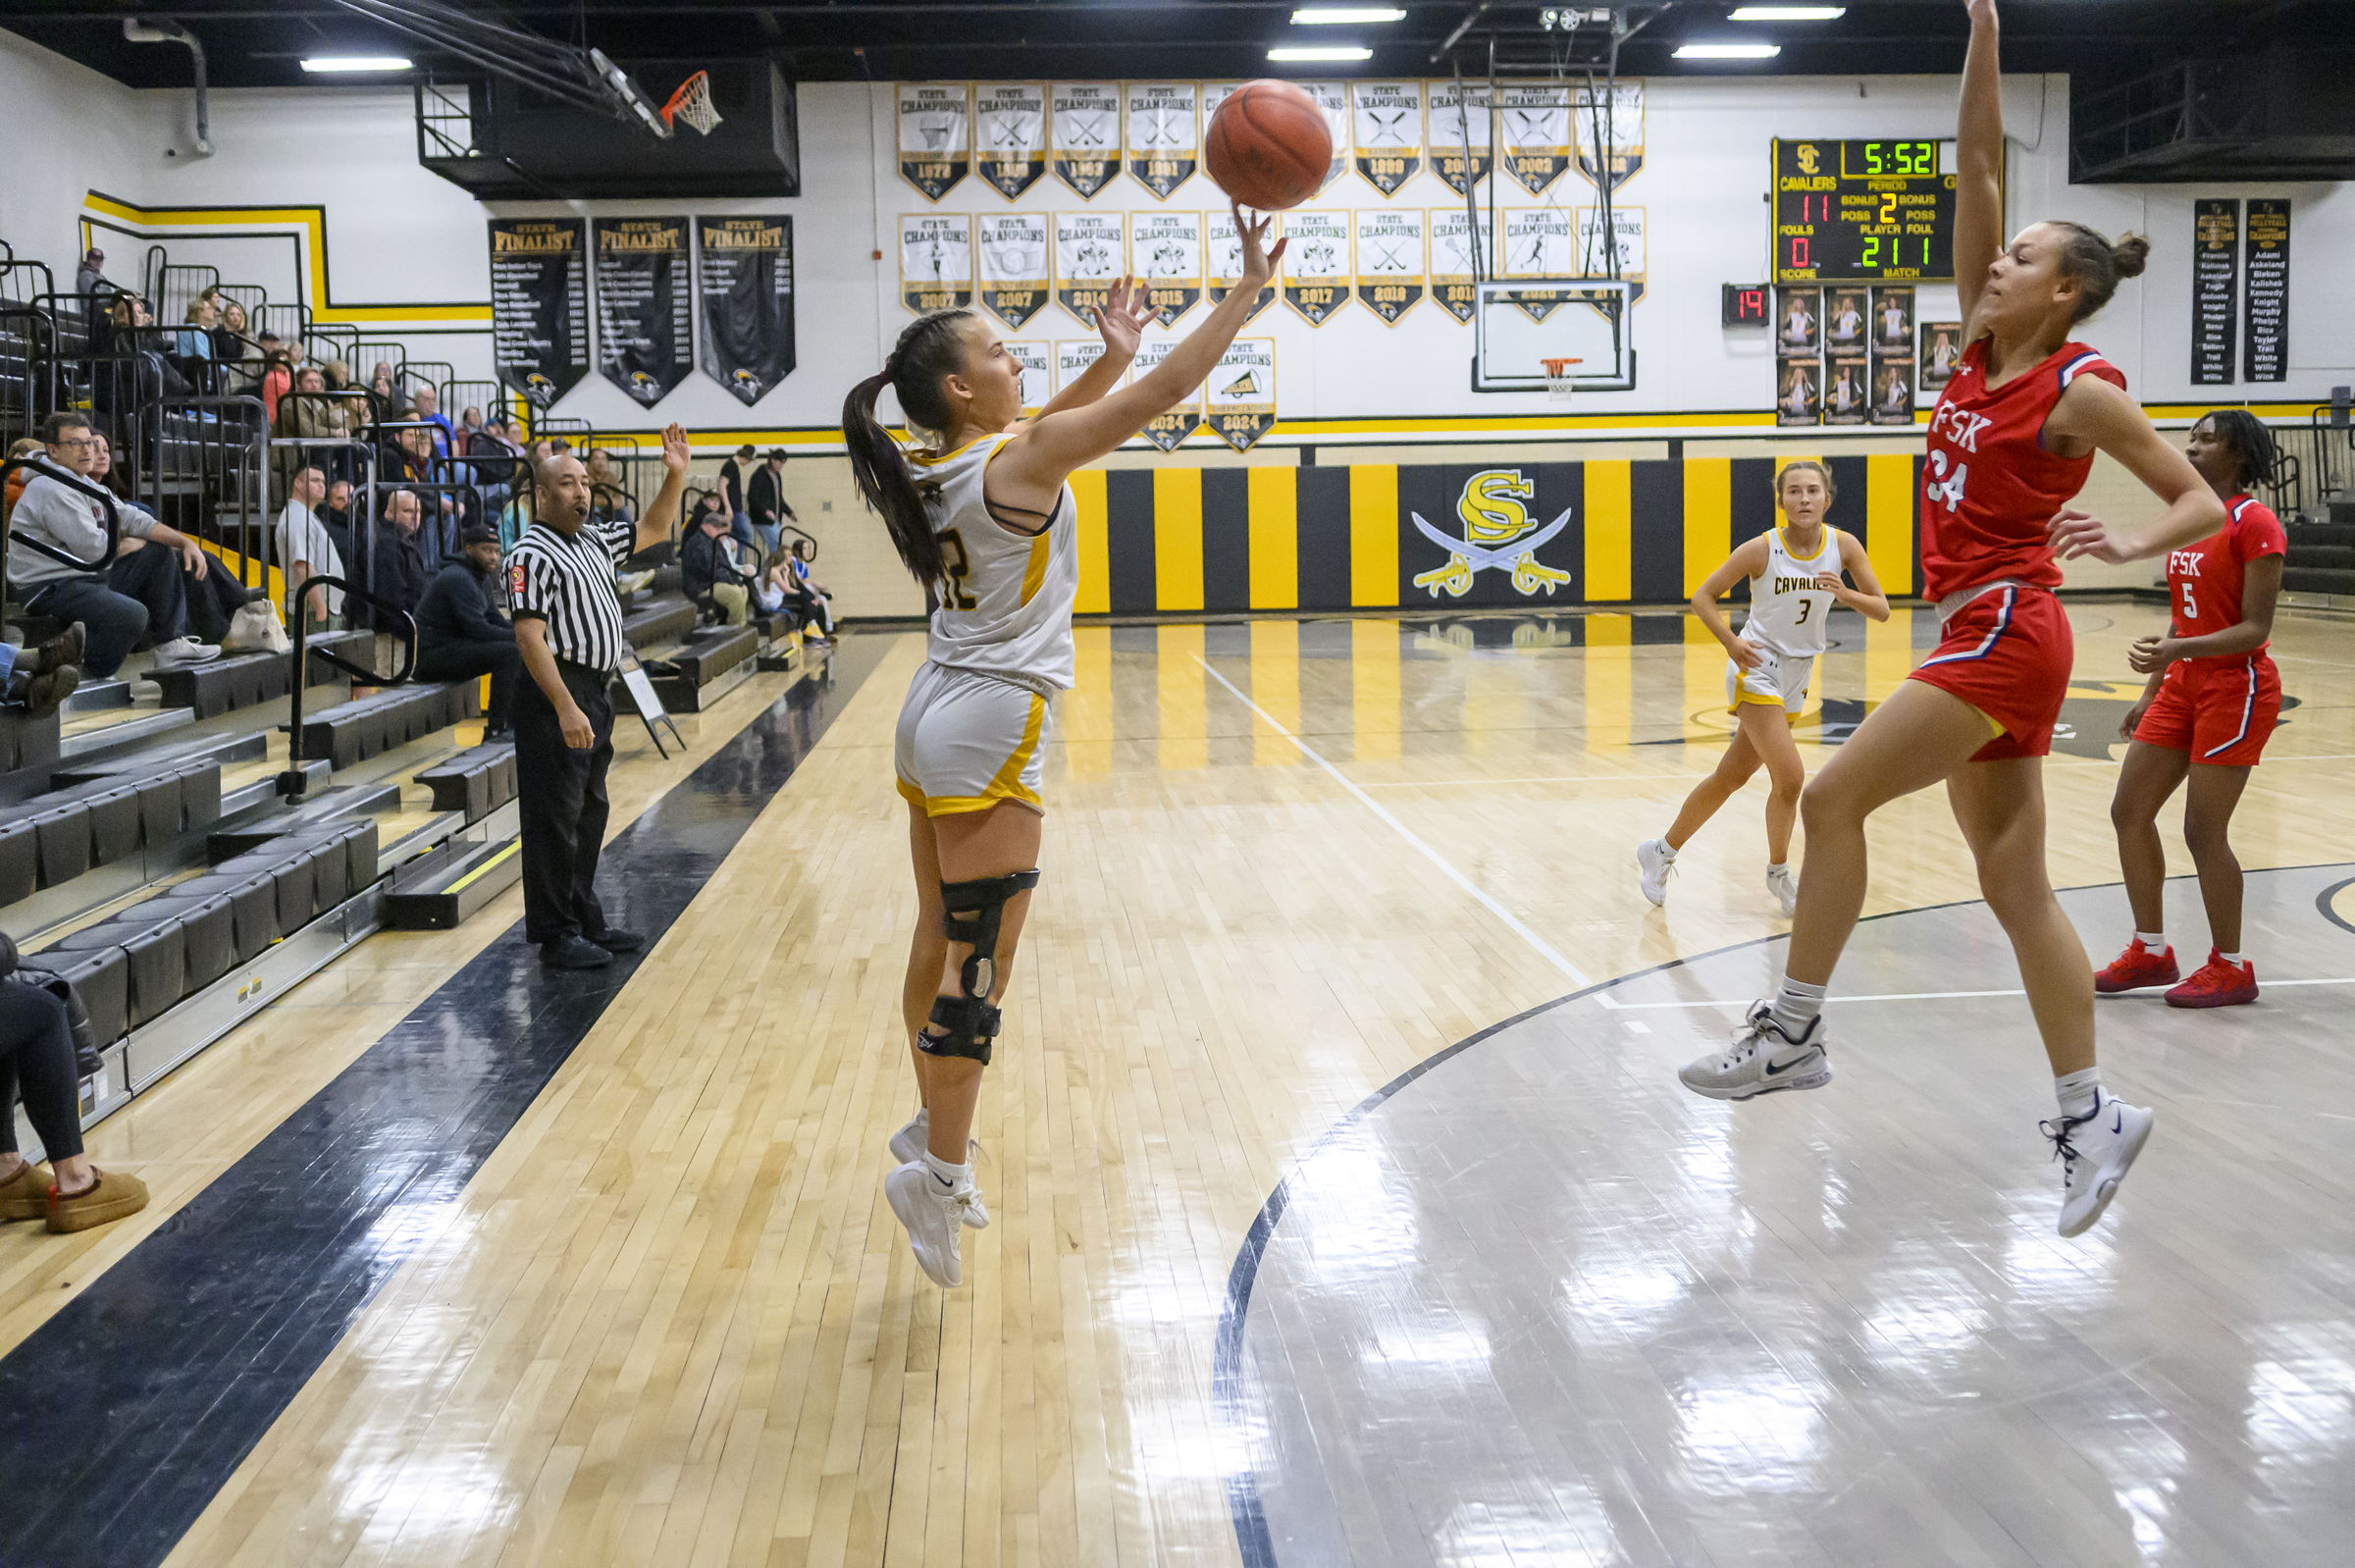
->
[1825,356,1869,426]
[1207,208,1276,323]
[2191,198,2237,386]
[1055,211,1126,325]
[1207,338,1276,452]
[1054,338,1119,400]
[1497,82,1572,195]
[900,214,972,313]
[1125,81,1198,199]
[1005,340,1052,416]
[1426,79,1492,195]
[897,82,969,200]
[1201,81,1243,134]
[1281,210,1352,326]
[976,82,1048,199]
[694,216,794,408]
[1301,81,1351,192]
[1350,80,1423,195]
[1355,208,1425,325]
[1051,81,1122,198]
[1573,205,1647,305]
[1501,208,1577,322]
[1573,80,1645,192]
[2243,198,2289,384]
[488,218,589,408]
[1132,336,1201,451]
[592,218,693,407]
[977,213,1051,330]
[1429,207,1491,323]
[1133,211,1203,327]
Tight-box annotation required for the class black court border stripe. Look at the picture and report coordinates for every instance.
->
[1215,862,2355,1568]
[0,639,887,1568]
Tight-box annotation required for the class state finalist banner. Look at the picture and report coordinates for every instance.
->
[593,218,694,407]
[2191,198,2237,387]
[2242,198,2289,384]
[489,218,589,408]
[696,216,794,408]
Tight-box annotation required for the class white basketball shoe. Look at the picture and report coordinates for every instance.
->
[885,1110,990,1228]
[1636,838,1677,907]
[1765,864,1800,917]
[2044,1093,2154,1237]
[1678,1002,1831,1099]
[885,1161,990,1287]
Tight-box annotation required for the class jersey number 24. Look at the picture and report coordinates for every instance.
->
[1924,450,1969,512]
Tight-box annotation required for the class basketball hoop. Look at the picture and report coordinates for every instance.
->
[661,71,722,135]
[1542,356,1583,403]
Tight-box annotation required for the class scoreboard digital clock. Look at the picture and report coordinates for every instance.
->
[1772,138,1963,284]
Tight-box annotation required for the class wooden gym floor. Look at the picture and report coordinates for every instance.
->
[4,597,2352,1567]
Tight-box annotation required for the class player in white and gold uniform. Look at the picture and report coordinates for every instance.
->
[1636,461,1891,915]
[843,201,1286,1289]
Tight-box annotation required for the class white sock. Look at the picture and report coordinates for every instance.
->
[2218,951,2242,967]
[1767,862,1790,876]
[1769,976,1827,1037]
[2135,931,2166,952]
[921,1150,970,1191]
[1654,838,1677,858]
[2055,1067,2102,1122]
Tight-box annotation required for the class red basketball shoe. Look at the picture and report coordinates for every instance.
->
[2165,951,2258,1009]
[2094,938,2178,994]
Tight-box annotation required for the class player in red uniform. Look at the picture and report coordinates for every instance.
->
[1677,0,2231,1239]
[2098,412,2285,1008]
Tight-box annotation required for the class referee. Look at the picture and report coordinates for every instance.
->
[508,424,692,969]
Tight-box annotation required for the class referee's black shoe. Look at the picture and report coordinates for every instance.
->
[587,927,645,954]
[541,934,614,969]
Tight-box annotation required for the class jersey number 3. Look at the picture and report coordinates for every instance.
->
[939,528,979,610]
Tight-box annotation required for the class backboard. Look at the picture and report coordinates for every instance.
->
[1473,279,1635,393]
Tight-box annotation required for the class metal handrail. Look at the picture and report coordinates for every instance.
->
[0,454,124,574]
[278,573,418,802]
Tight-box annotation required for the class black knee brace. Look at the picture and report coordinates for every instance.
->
[918,869,1040,1066]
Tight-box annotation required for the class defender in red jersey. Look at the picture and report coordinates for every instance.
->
[1679,0,2230,1241]
[2100,412,2287,1010]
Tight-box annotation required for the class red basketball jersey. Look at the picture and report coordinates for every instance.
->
[1918,337,2127,601]
[2166,494,2286,657]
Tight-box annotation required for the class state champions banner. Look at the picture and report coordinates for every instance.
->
[1207,208,1276,323]
[1429,206,1490,324]
[1207,338,1276,452]
[592,217,693,407]
[1500,208,1578,323]
[1133,211,1203,328]
[1574,205,1647,306]
[1302,81,1350,192]
[1132,336,1201,451]
[976,82,1047,198]
[1356,209,1424,324]
[1426,79,1493,196]
[977,213,1050,331]
[1350,81,1422,195]
[900,214,972,313]
[1125,82,1198,199]
[695,216,794,407]
[1055,212,1125,326]
[1498,82,1572,195]
[1051,81,1121,198]
[898,82,969,200]
[488,217,589,408]
[1574,80,1645,192]
[1005,340,1052,416]
[1281,210,1352,326]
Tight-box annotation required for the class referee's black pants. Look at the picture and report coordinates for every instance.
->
[513,658,616,947]
[416,640,522,733]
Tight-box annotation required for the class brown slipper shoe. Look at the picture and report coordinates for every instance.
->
[46,1168,150,1233]
[0,1162,53,1222]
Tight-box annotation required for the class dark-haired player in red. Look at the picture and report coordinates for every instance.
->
[1678,0,2230,1240]
[2099,411,2286,1008]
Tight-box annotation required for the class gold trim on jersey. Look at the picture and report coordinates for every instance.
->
[902,693,1049,817]
[1020,533,1052,605]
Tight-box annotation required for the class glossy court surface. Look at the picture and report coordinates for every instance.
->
[1,598,2349,1568]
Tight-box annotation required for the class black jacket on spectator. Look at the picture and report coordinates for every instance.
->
[364,526,432,628]
[746,465,787,532]
[680,527,747,603]
[719,456,747,516]
[415,557,515,652]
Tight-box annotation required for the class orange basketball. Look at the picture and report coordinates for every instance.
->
[1204,79,1333,211]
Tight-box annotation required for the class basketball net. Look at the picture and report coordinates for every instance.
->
[661,71,722,135]
[1542,356,1582,404]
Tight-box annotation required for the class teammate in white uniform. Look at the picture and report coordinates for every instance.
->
[1637,461,1889,915]
[843,201,1285,1289]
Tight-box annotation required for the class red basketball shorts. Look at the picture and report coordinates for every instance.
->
[1908,583,2071,761]
[2133,653,2279,766]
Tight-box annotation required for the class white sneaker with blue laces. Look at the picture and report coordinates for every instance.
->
[2044,1092,2154,1237]
[1678,1003,1831,1099]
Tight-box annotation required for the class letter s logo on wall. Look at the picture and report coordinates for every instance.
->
[1411,468,1574,599]
[1457,468,1537,548]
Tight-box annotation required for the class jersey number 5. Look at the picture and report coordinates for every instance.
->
[939,528,979,610]
[2179,580,2198,621]
[1925,449,1970,513]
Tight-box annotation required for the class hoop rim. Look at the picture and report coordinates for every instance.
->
[660,69,719,131]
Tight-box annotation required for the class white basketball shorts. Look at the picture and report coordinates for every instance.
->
[894,660,1050,817]
[1725,645,1815,719]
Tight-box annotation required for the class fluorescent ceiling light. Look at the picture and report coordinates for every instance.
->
[1290,6,1407,21]
[1728,6,1846,18]
[1269,45,1375,61]
[1675,41,1783,58]
[301,55,413,73]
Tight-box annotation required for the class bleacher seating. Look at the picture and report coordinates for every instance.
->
[299,681,482,769]
[151,634,368,719]
[0,759,221,902]
[416,743,517,824]
[624,598,698,650]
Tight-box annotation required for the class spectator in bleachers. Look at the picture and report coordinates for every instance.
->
[172,295,221,392]
[74,246,108,298]
[276,464,343,632]
[323,358,353,392]
[411,385,456,459]
[88,432,256,652]
[780,537,834,645]
[415,523,519,740]
[256,344,294,421]
[746,447,794,554]
[8,414,218,674]
[0,939,148,1233]
[274,365,360,492]
[363,487,433,628]
[719,443,755,538]
[3,438,40,521]
[681,495,752,626]
[215,299,254,364]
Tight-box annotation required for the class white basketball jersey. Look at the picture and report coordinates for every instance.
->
[915,433,1078,693]
[1741,527,1843,657]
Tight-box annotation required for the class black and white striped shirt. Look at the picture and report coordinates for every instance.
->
[507,521,627,674]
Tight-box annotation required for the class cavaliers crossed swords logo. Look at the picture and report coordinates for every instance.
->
[1412,468,1574,598]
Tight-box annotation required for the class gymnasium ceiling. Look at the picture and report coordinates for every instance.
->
[4,1,2341,90]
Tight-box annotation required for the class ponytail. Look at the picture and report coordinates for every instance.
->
[841,307,979,593]
[2052,224,2149,324]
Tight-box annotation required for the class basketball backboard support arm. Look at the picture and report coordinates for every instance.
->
[324,0,667,132]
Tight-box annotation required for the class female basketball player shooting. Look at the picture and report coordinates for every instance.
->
[844,205,1283,1287]
[2099,412,2285,1009]
[1638,461,1888,916]
[1678,0,2229,1239]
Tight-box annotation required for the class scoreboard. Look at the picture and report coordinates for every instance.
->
[1772,138,1962,284]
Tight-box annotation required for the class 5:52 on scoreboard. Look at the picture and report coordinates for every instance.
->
[1773,138,1968,284]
